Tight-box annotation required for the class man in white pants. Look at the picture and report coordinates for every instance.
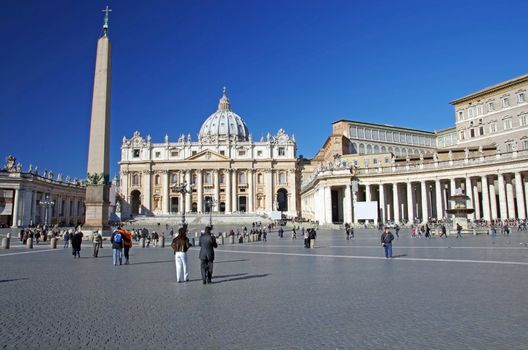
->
[171,227,191,283]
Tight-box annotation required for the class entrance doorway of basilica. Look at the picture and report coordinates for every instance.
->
[238,196,247,212]
[170,197,179,213]
[331,188,344,224]
[219,202,225,212]
[277,188,288,212]
[131,190,141,215]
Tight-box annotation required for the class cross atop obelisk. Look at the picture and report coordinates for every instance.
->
[85,8,113,233]
[102,6,112,37]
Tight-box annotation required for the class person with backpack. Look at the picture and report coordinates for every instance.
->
[111,228,124,266]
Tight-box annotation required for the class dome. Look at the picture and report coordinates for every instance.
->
[199,88,250,143]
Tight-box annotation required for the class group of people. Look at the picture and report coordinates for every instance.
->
[170,225,218,285]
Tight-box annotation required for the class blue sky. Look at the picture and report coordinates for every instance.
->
[1,0,527,179]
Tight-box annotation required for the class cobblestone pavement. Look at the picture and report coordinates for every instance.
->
[1,229,528,349]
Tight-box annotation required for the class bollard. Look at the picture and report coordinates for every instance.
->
[2,237,9,249]
[220,236,224,245]
[230,235,234,244]
[160,236,165,248]
[141,237,146,248]
[191,237,196,246]
[223,232,227,238]
[50,237,57,249]
[27,237,33,249]
[310,239,315,249]
[195,232,198,238]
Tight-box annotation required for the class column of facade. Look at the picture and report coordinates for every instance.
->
[324,186,332,224]
[497,173,507,219]
[435,179,443,220]
[143,170,152,213]
[420,181,428,222]
[162,171,169,214]
[379,183,385,224]
[197,170,203,213]
[248,169,254,213]
[514,172,526,220]
[481,176,491,221]
[63,195,70,224]
[30,191,37,226]
[406,182,413,223]
[472,179,481,219]
[450,178,456,195]
[505,175,516,219]
[365,184,371,202]
[289,170,297,214]
[225,170,231,213]
[488,178,497,220]
[232,170,238,212]
[214,170,220,212]
[465,176,474,220]
[184,171,191,213]
[11,189,20,228]
[393,183,400,223]
[524,174,528,221]
[344,185,352,224]
[266,170,273,212]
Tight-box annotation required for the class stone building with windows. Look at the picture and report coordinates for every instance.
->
[118,89,299,219]
[0,156,85,228]
[301,74,528,226]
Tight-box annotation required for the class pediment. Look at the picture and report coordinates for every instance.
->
[185,150,230,161]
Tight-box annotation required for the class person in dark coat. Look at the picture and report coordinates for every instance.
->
[199,226,218,284]
[71,231,83,258]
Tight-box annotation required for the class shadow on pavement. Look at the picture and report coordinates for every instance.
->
[213,273,248,279]
[213,273,270,284]
[215,259,249,264]
[131,259,173,266]
[0,278,28,283]
[392,254,408,258]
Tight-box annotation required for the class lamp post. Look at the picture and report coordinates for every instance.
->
[171,181,194,226]
[205,197,217,227]
[39,194,55,228]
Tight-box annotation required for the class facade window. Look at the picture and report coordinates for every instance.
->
[470,129,475,138]
[278,172,286,184]
[490,122,497,133]
[155,152,160,158]
[220,150,225,156]
[192,151,197,156]
[459,131,465,140]
[477,105,483,115]
[278,147,285,156]
[358,128,365,138]
[384,157,389,163]
[519,93,525,103]
[468,107,474,118]
[479,126,484,136]
[400,134,406,143]
[504,118,513,130]
[523,140,528,150]
[171,174,178,184]
[373,158,378,164]
[238,150,246,156]
[133,149,140,158]
[488,102,494,112]
[365,129,372,139]
[520,114,528,126]
[238,172,246,184]
[387,132,393,142]
[372,130,379,140]
[458,111,463,120]
[170,151,179,157]
[132,174,140,186]
[257,150,263,156]
[380,131,386,141]
[204,172,212,185]
[506,143,513,153]
[502,98,510,108]
[219,173,225,184]
[257,173,263,184]
[155,175,160,185]
[350,127,358,137]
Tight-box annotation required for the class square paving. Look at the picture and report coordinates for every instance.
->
[1,228,528,349]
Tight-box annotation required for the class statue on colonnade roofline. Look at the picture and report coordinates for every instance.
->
[448,150,453,161]
[4,155,16,172]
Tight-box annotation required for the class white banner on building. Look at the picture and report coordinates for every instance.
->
[354,201,378,220]
[0,189,14,216]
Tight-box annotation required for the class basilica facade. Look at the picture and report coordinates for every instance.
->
[118,90,299,219]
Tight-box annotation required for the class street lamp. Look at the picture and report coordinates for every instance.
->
[171,181,194,226]
[204,198,217,227]
[39,194,55,228]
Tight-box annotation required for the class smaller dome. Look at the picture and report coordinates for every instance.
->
[199,88,250,142]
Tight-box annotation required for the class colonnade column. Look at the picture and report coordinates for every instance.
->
[365,184,371,202]
[214,170,220,212]
[489,179,498,220]
[450,178,456,195]
[232,170,238,212]
[420,181,428,223]
[324,186,332,224]
[344,185,352,224]
[225,170,231,213]
[393,183,400,223]
[266,170,273,212]
[435,179,443,220]
[379,183,385,224]
[406,182,413,223]
[11,189,20,228]
[465,176,474,220]
[248,169,254,213]
[506,175,516,219]
[472,179,480,219]
[515,172,526,220]
[185,171,191,213]
[481,176,491,221]
[197,170,203,213]
[162,171,169,214]
[497,173,507,219]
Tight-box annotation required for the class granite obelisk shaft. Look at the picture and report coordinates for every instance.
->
[84,35,112,232]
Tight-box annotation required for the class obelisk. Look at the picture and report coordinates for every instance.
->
[84,6,112,233]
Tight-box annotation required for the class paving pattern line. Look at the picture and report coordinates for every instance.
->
[0,249,59,257]
[215,249,528,266]
[228,244,528,250]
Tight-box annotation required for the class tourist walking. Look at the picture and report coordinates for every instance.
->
[71,230,83,258]
[92,230,102,258]
[345,223,351,240]
[439,224,447,238]
[63,230,70,248]
[394,224,400,238]
[199,226,218,284]
[304,228,310,248]
[111,228,124,266]
[381,227,394,258]
[456,223,463,238]
[122,228,132,265]
[172,227,191,283]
